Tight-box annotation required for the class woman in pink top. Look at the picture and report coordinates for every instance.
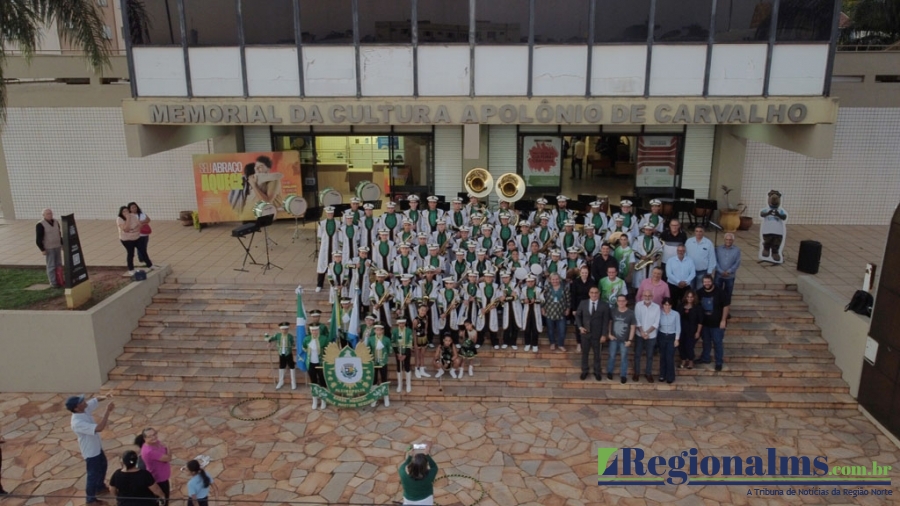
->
[116,205,142,276]
[138,427,172,505]
[637,266,670,306]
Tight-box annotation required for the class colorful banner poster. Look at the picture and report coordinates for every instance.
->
[192,151,301,223]
[636,136,678,188]
[523,136,561,187]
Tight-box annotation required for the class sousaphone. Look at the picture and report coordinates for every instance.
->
[464,168,494,198]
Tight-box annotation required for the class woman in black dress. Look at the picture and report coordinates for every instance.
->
[569,265,594,353]
[109,450,165,506]
[678,289,703,369]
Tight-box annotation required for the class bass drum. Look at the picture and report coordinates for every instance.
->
[283,195,308,217]
[253,201,277,218]
[355,180,382,202]
[318,187,343,207]
[514,267,529,281]
[530,264,543,277]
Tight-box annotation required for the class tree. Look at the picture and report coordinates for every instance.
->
[849,0,900,44]
[0,0,111,122]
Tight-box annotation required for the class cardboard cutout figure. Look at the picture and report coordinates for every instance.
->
[759,190,788,264]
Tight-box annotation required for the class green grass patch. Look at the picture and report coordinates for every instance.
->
[0,268,63,310]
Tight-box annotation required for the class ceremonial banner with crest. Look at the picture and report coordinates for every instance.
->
[310,342,390,408]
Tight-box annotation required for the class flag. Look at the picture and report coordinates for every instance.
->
[330,288,340,343]
[347,293,360,348]
[295,286,308,372]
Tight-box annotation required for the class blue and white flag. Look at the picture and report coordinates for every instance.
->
[295,285,308,372]
[347,292,360,348]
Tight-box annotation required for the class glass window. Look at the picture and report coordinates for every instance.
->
[534,0,589,43]
[715,0,770,42]
[417,0,469,43]
[132,0,182,45]
[776,0,832,41]
[595,0,650,43]
[299,0,353,44]
[358,0,412,43]
[183,0,238,45]
[654,0,711,42]
[244,0,295,45]
[475,0,529,44]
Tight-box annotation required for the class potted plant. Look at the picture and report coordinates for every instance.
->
[737,204,753,231]
[719,185,740,232]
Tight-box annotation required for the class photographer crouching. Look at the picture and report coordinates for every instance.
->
[399,441,438,505]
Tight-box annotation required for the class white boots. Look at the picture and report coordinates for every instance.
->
[468,364,474,376]
[450,368,457,379]
[406,372,412,393]
[384,395,390,407]
[415,367,421,378]
[276,369,285,390]
[436,369,445,378]
[396,375,402,393]
[457,367,464,379]
[419,366,431,377]
[290,369,297,390]
[312,397,326,410]
[312,397,318,409]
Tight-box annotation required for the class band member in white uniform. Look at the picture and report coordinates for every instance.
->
[551,195,574,231]
[445,197,467,233]
[632,224,662,290]
[611,199,638,242]
[327,251,351,303]
[437,277,462,339]
[418,266,441,342]
[556,219,581,252]
[477,269,501,348]
[421,243,447,275]
[347,197,364,224]
[422,196,446,235]
[517,275,545,352]
[528,198,550,228]
[584,200,609,235]
[379,201,402,241]
[403,194,422,232]
[340,210,360,261]
[358,203,378,252]
[369,269,395,329]
[638,199,665,235]
[580,224,602,259]
[350,246,373,313]
[392,242,419,278]
[316,206,341,293]
[498,270,521,349]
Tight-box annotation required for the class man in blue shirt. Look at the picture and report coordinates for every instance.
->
[715,233,741,298]
[665,245,696,306]
[685,226,716,292]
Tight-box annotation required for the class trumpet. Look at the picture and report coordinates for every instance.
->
[440,298,459,319]
[374,289,392,309]
[481,297,502,316]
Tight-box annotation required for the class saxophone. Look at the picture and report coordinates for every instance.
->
[374,285,392,309]
[395,287,415,318]
[440,294,459,319]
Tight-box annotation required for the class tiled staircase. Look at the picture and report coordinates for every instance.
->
[104,282,858,410]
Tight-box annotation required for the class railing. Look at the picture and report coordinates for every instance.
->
[837,44,900,52]
[3,49,128,56]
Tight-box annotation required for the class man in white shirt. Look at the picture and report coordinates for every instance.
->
[685,225,717,292]
[67,394,114,504]
[633,291,661,383]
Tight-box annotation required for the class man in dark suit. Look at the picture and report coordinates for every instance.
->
[575,286,611,381]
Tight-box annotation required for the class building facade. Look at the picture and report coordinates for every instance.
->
[3,0,895,225]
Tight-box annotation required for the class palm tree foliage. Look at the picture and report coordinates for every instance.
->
[0,0,111,121]
[846,0,900,44]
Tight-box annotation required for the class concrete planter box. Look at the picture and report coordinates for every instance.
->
[0,266,169,393]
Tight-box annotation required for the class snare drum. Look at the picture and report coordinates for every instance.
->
[529,264,543,276]
[318,187,343,207]
[283,195,308,216]
[514,267,529,281]
[355,180,382,202]
[253,201,277,218]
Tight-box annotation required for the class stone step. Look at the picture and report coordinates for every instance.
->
[106,366,848,393]
[102,379,857,410]
[111,353,845,379]
[122,338,834,361]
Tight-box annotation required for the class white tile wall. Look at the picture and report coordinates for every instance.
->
[1,108,209,220]
[742,108,900,225]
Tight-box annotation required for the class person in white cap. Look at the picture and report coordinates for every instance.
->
[392,242,419,278]
[430,220,452,259]
[494,211,516,245]
[437,278,461,337]
[498,270,521,349]
[423,196,445,235]
[477,223,495,253]
[351,246,373,312]
[633,223,662,290]
[393,273,421,323]
[367,323,392,407]
[545,249,566,281]
[472,248,491,280]
[526,240,546,272]
[327,250,351,302]
[534,213,557,252]
[495,244,511,270]
[565,246,585,272]
[348,196,363,224]
[265,322,297,390]
[458,270,480,334]
[528,198,549,228]
[418,268,441,345]
[491,200,512,227]
[392,318,414,393]
[421,243,446,275]
[556,219,581,252]
[340,211,361,260]
[446,197,466,232]
[639,199,665,235]
[359,313,378,346]
[506,247,525,272]
[469,212,485,238]
[302,325,328,410]
[404,195,422,232]
[453,225,474,255]
[585,200,609,235]
[370,270,395,328]
[580,224,602,258]
[477,269,501,348]
[316,206,341,292]
[372,228,396,272]
[379,201,402,241]
[360,203,378,251]
[517,275,544,352]
[398,218,416,246]
[465,194,486,224]
[612,200,637,241]
[450,249,469,282]
[605,215,628,244]
[552,195,573,230]
[413,232,431,262]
